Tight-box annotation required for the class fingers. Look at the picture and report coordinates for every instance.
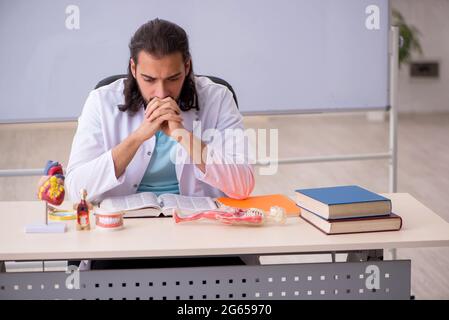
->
[145,97,181,119]
[150,98,181,117]
[144,97,164,116]
[147,106,181,122]
[143,109,182,124]
[155,112,183,125]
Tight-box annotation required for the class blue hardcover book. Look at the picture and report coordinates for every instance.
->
[295,185,392,220]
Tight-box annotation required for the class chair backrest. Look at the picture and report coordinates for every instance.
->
[94,74,239,108]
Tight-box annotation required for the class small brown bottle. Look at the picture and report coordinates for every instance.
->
[76,189,91,231]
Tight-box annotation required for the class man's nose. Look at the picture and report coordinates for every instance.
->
[154,82,169,99]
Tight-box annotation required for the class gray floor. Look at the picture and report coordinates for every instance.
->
[1,111,448,299]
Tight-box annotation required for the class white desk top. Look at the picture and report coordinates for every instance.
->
[1,193,449,261]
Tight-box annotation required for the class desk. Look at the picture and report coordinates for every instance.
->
[1,193,449,300]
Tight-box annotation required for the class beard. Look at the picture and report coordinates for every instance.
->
[135,78,184,109]
[136,84,179,109]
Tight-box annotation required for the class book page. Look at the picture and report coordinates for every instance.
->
[159,194,217,212]
[100,192,160,211]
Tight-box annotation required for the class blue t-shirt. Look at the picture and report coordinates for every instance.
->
[137,131,180,196]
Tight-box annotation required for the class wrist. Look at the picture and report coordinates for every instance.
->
[170,127,188,143]
[131,130,147,145]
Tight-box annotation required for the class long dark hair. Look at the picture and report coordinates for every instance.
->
[120,18,198,114]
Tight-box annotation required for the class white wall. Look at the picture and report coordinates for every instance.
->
[392,0,449,113]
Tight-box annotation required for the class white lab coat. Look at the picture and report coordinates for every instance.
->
[66,76,255,203]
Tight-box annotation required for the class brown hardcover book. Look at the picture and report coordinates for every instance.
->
[300,207,402,235]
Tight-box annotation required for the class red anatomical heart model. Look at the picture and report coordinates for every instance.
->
[37,161,65,206]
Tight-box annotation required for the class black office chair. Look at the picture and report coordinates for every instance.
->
[94,74,239,108]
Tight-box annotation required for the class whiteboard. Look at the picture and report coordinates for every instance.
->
[0,0,390,122]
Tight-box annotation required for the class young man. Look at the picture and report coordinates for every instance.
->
[66,19,257,269]
[66,18,254,203]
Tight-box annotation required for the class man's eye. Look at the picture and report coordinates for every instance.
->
[169,78,179,82]
[144,78,155,83]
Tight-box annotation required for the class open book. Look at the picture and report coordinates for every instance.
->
[98,192,219,218]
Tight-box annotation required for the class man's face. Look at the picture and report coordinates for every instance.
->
[130,51,190,105]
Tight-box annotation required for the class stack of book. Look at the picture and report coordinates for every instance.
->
[295,185,402,235]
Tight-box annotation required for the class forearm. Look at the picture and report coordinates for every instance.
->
[175,129,207,173]
[111,132,145,178]
[66,150,122,203]
[173,128,255,199]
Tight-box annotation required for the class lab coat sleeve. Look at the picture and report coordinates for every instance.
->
[65,90,125,202]
[193,88,255,199]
